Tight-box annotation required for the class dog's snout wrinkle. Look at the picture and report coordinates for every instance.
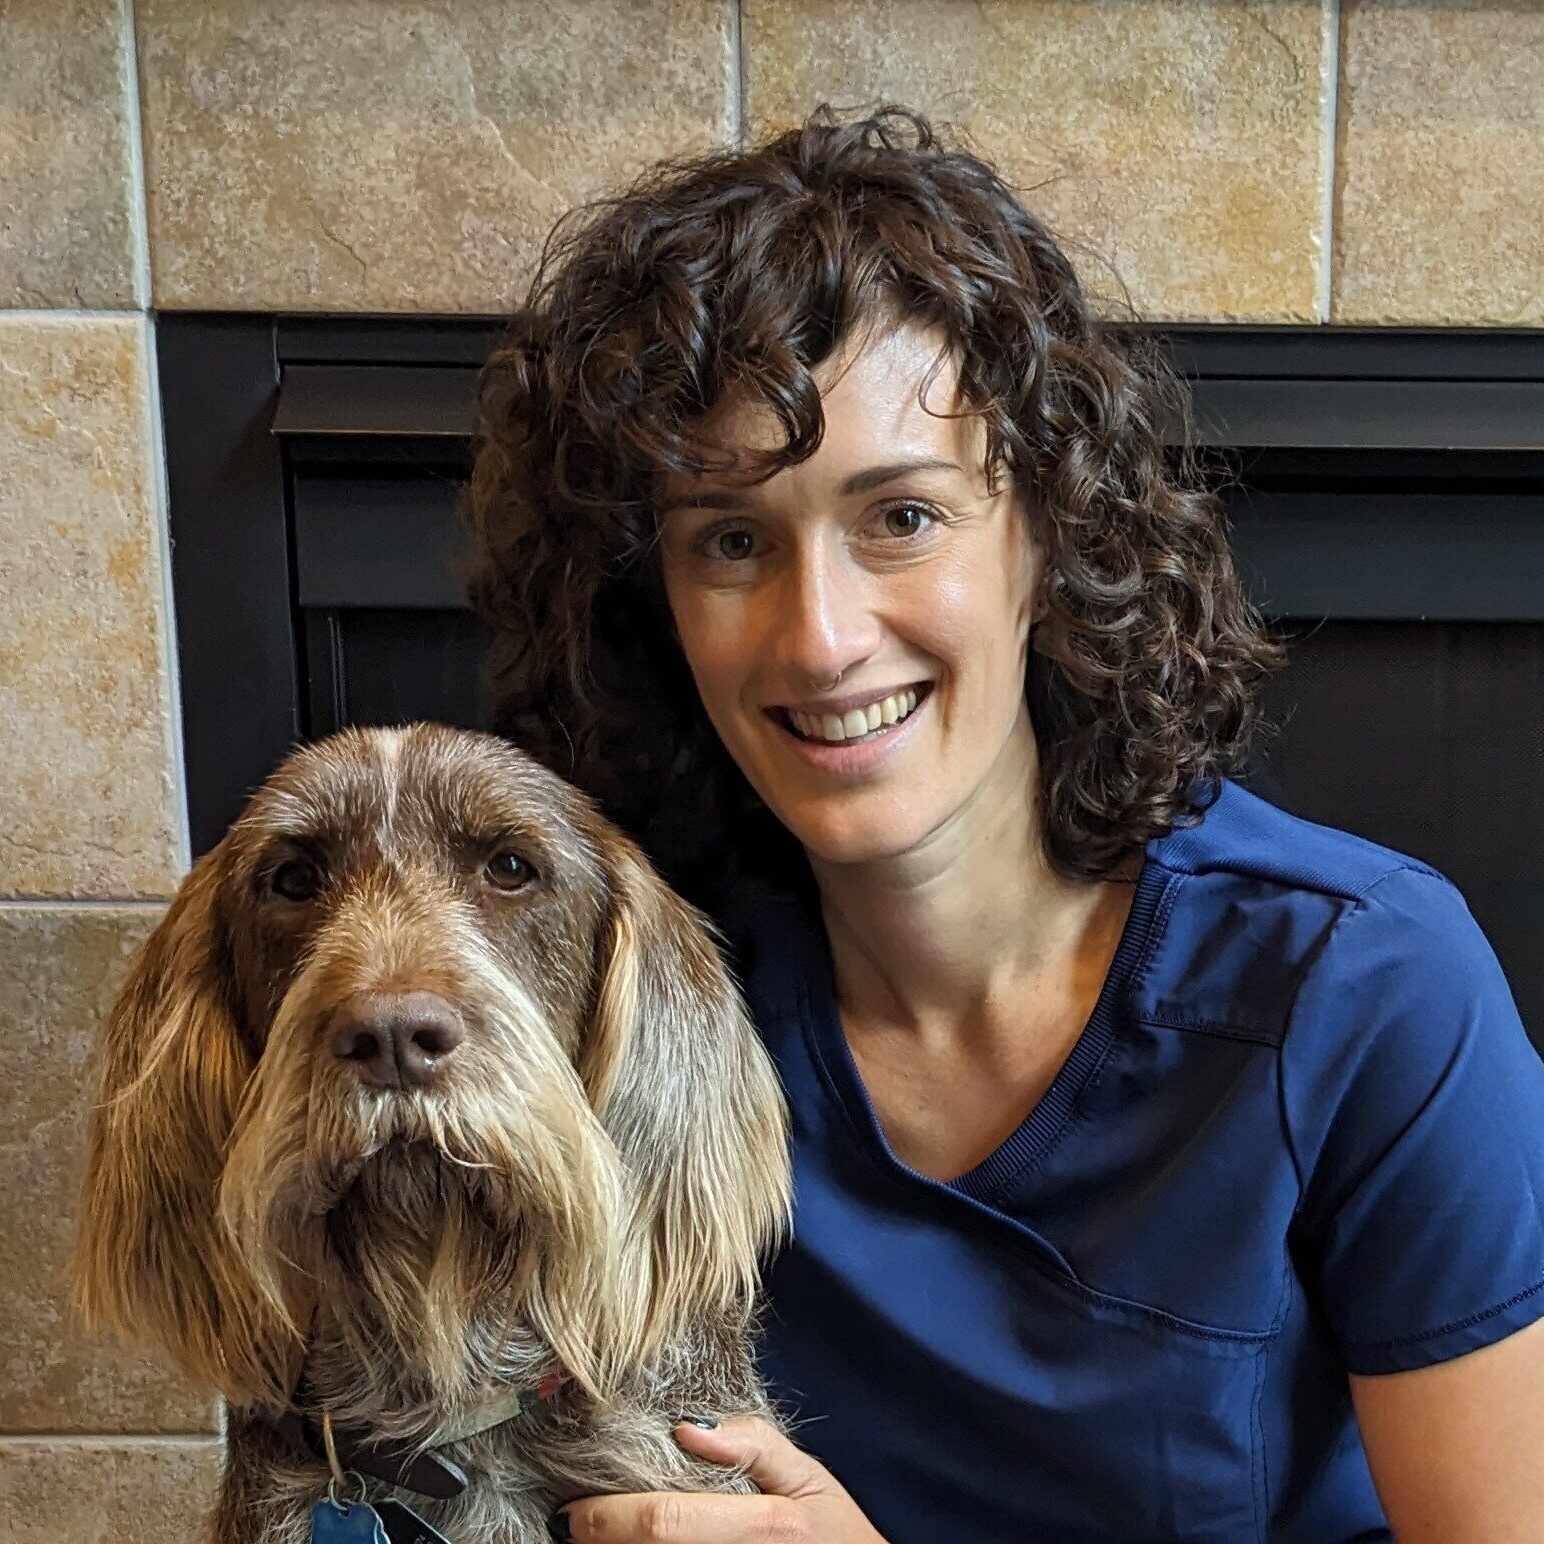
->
[327,989,466,1090]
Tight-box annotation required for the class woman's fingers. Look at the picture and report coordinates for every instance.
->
[671,1416,838,1501]
[552,1488,799,1543]
[550,1416,886,1543]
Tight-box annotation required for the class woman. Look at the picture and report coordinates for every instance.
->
[462,104,1544,1543]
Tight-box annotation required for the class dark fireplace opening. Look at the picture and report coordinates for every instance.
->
[156,317,1544,1048]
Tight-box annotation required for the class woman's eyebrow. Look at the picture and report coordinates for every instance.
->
[657,457,962,515]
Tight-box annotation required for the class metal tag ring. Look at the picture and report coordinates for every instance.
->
[326,1468,370,1512]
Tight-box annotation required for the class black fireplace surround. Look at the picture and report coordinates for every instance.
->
[156,316,1544,1048]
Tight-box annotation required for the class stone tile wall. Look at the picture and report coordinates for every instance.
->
[1,2,1537,1537]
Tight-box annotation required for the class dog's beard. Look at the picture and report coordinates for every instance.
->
[304,1141,546,1424]
[217,941,628,1406]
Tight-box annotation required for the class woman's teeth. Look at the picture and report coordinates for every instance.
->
[786,687,920,744]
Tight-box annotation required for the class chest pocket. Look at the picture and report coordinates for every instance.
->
[758,1173,1276,1544]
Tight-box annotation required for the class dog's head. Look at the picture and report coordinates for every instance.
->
[73,724,791,1412]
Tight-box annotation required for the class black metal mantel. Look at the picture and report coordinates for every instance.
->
[156,315,1544,1042]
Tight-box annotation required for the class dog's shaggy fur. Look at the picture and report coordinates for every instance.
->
[73,723,793,1543]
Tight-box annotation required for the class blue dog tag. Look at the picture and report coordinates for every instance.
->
[311,1498,391,1543]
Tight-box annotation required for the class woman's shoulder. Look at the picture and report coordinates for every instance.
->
[1150,775,1453,906]
[1147,784,1544,1372]
[1130,777,1483,1058]
[1168,781,1534,1073]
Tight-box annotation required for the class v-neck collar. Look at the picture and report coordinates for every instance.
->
[789,855,1173,1205]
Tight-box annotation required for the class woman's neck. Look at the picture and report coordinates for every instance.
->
[806,723,1141,1055]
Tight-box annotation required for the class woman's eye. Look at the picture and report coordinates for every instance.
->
[485,850,537,892]
[877,502,939,538]
[695,526,756,562]
[270,859,321,902]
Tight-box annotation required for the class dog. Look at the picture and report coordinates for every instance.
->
[73,722,794,1544]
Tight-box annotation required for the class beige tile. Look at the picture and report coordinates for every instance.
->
[0,906,219,1434]
[0,1438,222,1543]
[135,0,733,312]
[0,316,182,900]
[1335,0,1544,325]
[0,0,142,308]
[744,0,1333,324]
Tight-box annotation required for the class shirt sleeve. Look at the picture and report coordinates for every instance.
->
[1282,863,1544,1375]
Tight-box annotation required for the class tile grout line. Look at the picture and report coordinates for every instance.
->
[0,307,141,321]
[1318,0,1342,324]
[120,0,152,312]
[0,1434,224,1445]
[123,0,194,882]
[731,0,745,149]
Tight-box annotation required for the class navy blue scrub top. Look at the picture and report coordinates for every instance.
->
[710,777,1544,1544]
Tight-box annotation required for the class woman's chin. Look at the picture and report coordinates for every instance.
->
[786,810,937,871]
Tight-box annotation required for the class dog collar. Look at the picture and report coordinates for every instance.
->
[277,1369,570,1500]
[430,1368,570,1446]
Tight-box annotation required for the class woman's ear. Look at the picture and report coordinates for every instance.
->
[579,829,792,1380]
[72,839,304,1408]
[1018,535,1050,649]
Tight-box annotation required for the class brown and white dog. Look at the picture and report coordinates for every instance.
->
[73,723,793,1544]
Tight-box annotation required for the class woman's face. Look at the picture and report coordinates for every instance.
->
[655,316,1047,870]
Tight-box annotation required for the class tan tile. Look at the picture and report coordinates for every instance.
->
[0,1438,222,1544]
[0,0,142,308]
[135,0,733,312]
[0,907,219,1434]
[0,316,182,900]
[744,0,1333,323]
[1335,0,1544,325]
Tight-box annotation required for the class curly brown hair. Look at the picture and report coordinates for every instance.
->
[458,102,1286,914]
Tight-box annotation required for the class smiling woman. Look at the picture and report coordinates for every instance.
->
[653,316,1050,878]
[460,103,1544,1544]
[459,105,1283,913]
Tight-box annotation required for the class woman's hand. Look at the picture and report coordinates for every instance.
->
[547,1415,888,1543]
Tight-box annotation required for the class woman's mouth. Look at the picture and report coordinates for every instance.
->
[764,682,934,774]
[776,683,929,745]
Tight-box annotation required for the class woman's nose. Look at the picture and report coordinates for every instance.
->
[769,540,879,691]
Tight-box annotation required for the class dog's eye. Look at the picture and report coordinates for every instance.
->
[484,850,537,892]
[270,858,322,902]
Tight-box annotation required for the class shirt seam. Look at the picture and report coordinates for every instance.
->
[1277,887,1368,1199]
[1140,1010,1282,1047]
[1278,863,1454,1210]
[1342,1272,1544,1354]
[1251,1333,1269,1544]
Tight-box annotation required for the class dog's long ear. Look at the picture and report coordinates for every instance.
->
[72,840,302,1407]
[581,833,793,1377]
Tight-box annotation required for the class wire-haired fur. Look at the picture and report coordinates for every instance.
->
[73,723,794,1543]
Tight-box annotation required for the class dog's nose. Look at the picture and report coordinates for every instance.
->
[327,991,465,1090]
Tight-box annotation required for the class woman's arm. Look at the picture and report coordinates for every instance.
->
[1351,1313,1544,1543]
